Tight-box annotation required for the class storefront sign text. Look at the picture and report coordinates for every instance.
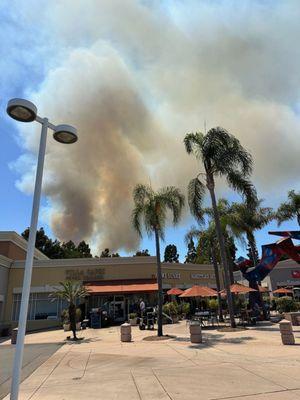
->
[66,268,105,281]
[190,273,215,279]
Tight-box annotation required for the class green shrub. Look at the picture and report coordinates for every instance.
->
[163,301,179,316]
[180,302,190,316]
[275,296,298,313]
[129,313,137,319]
[208,299,218,312]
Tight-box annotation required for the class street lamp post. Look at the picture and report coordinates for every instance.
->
[6,98,78,400]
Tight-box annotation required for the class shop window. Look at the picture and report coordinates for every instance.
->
[12,292,69,321]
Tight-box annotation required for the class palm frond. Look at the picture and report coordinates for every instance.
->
[187,177,206,224]
[132,203,144,237]
[184,225,202,245]
[157,186,185,225]
[132,184,153,205]
[226,170,257,205]
[184,132,204,158]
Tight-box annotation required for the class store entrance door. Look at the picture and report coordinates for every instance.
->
[109,295,125,322]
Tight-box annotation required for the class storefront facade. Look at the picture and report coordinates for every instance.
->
[0,231,219,331]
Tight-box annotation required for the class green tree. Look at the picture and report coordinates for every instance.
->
[277,190,300,226]
[100,248,110,257]
[226,200,273,266]
[50,281,89,340]
[184,127,256,328]
[184,237,197,264]
[134,249,151,256]
[164,244,179,263]
[77,241,92,258]
[132,184,185,336]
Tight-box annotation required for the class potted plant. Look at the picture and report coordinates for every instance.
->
[61,309,70,331]
[50,281,89,340]
[128,313,138,326]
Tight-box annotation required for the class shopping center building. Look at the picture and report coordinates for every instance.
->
[0,231,218,332]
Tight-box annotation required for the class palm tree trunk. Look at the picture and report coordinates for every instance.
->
[211,246,223,322]
[297,213,300,226]
[225,247,235,284]
[208,186,236,328]
[154,228,163,336]
[246,231,259,266]
[69,303,77,340]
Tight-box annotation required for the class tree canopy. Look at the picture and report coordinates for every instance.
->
[164,244,179,263]
[21,227,92,259]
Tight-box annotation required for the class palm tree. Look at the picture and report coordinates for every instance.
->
[50,281,89,340]
[184,127,256,328]
[277,190,300,227]
[226,200,274,266]
[132,184,185,336]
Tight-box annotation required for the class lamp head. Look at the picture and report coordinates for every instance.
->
[53,124,78,144]
[7,98,37,122]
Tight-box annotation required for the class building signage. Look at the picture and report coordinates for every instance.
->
[277,279,300,286]
[190,273,215,279]
[162,272,181,279]
[65,268,105,281]
[152,272,181,279]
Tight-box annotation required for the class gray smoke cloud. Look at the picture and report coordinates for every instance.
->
[11,0,300,252]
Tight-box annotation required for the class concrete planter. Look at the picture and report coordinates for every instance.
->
[63,323,70,331]
[129,318,138,326]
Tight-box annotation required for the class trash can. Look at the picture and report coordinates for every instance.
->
[189,321,202,343]
[279,319,295,345]
[120,322,132,342]
[11,328,18,345]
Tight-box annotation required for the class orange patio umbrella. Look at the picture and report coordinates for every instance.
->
[272,287,293,295]
[179,285,218,298]
[167,288,184,296]
[220,283,257,295]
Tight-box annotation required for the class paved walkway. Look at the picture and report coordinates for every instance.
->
[1,322,300,399]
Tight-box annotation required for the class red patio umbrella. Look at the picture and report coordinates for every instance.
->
[179,285,218,298]
[272,287,293,295]
[167,288,184,296]
[220,283,257,296]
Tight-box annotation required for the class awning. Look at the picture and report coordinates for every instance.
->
[273,287,293,295]
[85,279,158,295]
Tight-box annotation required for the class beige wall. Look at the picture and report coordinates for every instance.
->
[4,259,218,326]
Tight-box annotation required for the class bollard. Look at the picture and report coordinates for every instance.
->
[120,322,132,342]
[11,328,18,345]
[189,321,202,343]
[279,319,295,345]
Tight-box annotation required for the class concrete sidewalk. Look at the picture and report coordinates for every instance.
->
[2,322,300,399]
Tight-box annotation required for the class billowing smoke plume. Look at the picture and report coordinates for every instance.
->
[11,0,300,252]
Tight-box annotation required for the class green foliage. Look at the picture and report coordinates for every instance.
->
[132,184,185,239]
[277,190,300,226]
[22,227,92,259]
[208,299,218,312]
[164,244,179,263]
[129,313,137,319]
[179,302,190,316]
[50,281,89,306]
[134,249,151,256]
[275,296,299,313]
[100,248,120,257]
[233,297,246,311]
[163,301,180,316]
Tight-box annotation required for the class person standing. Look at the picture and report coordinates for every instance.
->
[139,298,145,317]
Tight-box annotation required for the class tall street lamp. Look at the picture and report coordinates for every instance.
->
[6,98,78,400]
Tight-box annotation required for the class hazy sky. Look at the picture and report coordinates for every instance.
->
[1,0,300,260]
